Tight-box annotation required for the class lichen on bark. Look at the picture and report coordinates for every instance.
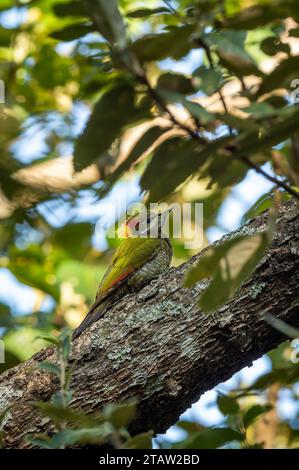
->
[0,200,298,448]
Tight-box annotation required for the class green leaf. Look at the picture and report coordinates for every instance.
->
[37,362,61,376]
[256,56,299,98]
[0,1,16,13]
[243,404,272,429]
[51,222,94,259]
[200,143,246,189]
[53,1,87,18]
[50,23,93,41]
[174,427,244,449]
[51,391,73,409]
[193,66,223,95]
[35,335,60,346]
[244,367,299,392]
[141,136,229,201]
[74,83,137,171]
[0,303,13,328]
[8,245,60,300]
[218,50,261,77]
[108,125,169,185]
[4,328,49,362]
[241,191,290,224]
[205,30,261,77]
[249,372,283,391]
[185,232,270,313]
[224,0,243,16]
[32,45,72,89]
[268,341,292,369]
[127,8,170,18]
[61,328,72,361]
[260,36,290,56]
[0,350,20,374]
[221,2,298,30]
[235,106,299,157]
[56,260,103,302]
[84,0,127,50]
[131,25,195,62]
[264,95,287,109]
[205,30,251,60]
[57,426,112,446]
[242,193,273,224]
[32,425,112,448]
[34,402,99,427]
[141,138,200,201]
[157,89,214,123]
[183,99,214,124]
[125,431,153,449]
[241,102,276,119]
[176,421,203,434]
[0,159,25,200]
[103,401,137,429]
[8,265,59,300]
[217,394,240,415]
[157,72,194,95]
[289,27,299,38]
[27,437,54,449]
[217,113,259,132]
[289,428,299,444]
[0,26,15,47]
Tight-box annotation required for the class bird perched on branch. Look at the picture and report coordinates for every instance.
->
[73,208,173,339]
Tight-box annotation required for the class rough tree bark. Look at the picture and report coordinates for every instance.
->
[0,200,298,448]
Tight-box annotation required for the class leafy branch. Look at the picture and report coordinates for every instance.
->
[84,0,299,201]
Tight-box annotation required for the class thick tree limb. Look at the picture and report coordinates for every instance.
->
[0,200,298,448]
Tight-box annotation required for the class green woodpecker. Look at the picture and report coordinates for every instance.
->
[73,208,173,338]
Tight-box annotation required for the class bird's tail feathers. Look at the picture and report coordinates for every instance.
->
[72,297,110,339]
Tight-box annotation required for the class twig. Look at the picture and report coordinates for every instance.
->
[242,156,299,199]
[162,0,184,20]
[137,72,206,144]
[197,38,233,134]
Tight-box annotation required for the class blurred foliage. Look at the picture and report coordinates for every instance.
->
[184,231,271,312]
[0,0,298,449]
[158,341,299,449]
[24,329,153,449]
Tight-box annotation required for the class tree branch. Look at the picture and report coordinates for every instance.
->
[0,200,298,448]
[241,156,299,200]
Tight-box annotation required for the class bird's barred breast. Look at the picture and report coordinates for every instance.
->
[128,239,172,292]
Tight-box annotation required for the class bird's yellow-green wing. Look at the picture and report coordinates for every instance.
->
[73,237,164,338]
[96,237,161,300]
